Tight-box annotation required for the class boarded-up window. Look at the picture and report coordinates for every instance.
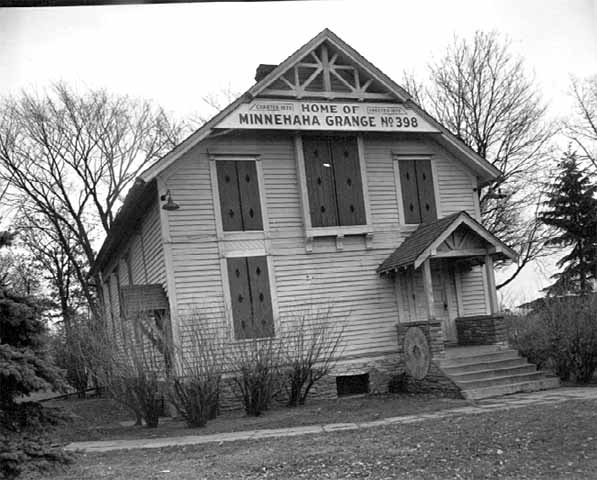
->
[303,136,366,227]
[227,256,274,339]
[399,159,437,224]
[336,373,369,396]
[216,160,263,231]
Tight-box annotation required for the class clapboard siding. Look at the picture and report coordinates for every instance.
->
[139,202,166,287]
[152,130,490,363]
[101,198,167,333]
[434,154,476,216]
[459,266,490,316]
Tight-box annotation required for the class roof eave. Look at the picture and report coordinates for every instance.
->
[93,179,157,275]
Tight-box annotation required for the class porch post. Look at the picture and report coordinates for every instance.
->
[422,258,435,321]
[484,254,499,314]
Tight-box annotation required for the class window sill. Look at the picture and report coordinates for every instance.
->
[220,231,266,241]
[305,225,373,252]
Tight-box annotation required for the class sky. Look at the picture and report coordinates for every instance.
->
[0,0,596,304]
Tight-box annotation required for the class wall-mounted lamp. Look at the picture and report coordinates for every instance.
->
[160,190,180,211]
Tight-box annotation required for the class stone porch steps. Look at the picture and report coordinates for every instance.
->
[439,345,559,400]
[442,358,529,374]
[445,364,537,382]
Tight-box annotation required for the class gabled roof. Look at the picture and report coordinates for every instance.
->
[377,211,518,274]
[138,28,501,184]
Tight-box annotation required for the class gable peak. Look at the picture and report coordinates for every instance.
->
[250,28,410,103]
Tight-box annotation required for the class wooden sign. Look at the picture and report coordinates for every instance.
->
[216,100,439,133]
[403,326,431,380]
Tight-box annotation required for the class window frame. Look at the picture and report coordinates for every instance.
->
[294,134,373,252]
[220,251,279,341]
[209,153,270,241]
[393,154,442,228]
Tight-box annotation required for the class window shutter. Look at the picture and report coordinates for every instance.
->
[399,160,421,224]
[330,138,366,226]
[415,160,437,223]
[247,256,274,337]
[303,137,338,227]
[236,161,263,231]
[216,161,243,231]
[226,257,253,339]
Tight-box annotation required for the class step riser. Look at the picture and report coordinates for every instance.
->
[442,358,529,373]
[463,378,560,400]
[441,352,520,367]
[456,372,547,389]
[442,346,560,400]
[442,345,502,358]
[448,365,537,382]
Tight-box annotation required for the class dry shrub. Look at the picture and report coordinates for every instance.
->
[226,334,283,416]
[508,295,597,382]
[169,326,223,427]
[84,316,167,428]
[282,306,344,407]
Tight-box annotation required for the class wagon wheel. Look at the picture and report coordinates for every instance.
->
[403,327,431,380]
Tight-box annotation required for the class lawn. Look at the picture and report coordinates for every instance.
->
[47,393,465,442]
[29,398,597,479]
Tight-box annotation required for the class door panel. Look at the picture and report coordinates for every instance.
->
[440,264,459,343]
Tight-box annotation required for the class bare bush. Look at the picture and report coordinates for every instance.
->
[226,335,283,416]
[508,295,597,382]
[169,327,224,427]
[282,307,344,407]
[83,320,166,428]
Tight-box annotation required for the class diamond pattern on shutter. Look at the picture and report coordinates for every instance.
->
[247,256,274,337]
[415,160,437,223]
[216,161,243,231]
[227,257,253,339]
[399,159,421,224]
[236,161,263,231]
[303,137,338,227]
[330,137,366,226]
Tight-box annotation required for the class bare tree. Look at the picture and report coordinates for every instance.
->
[188,85,241,128]
[0,83,182,320]
[14,203,85,336]
[409,31,556,288]
[566,76,597,171]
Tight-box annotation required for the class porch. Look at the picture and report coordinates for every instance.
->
[377,211,517,348]
[378,212,560,398]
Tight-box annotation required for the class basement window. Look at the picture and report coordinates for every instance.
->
[336,373,369,396]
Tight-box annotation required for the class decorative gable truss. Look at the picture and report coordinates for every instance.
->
[261,41,397,101]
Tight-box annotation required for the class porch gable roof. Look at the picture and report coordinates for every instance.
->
[377,211,517,274]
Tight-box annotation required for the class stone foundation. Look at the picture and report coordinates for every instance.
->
[213,354,404,412]
[455,315,507,345]
[202,321,465,413]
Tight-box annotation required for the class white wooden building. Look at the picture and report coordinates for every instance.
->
[96,30,559,399]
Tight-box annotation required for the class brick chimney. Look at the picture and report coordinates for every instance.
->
[255,64,277,82]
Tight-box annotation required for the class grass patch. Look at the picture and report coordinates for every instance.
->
[48,393,464,442]
[30,399,597,479]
